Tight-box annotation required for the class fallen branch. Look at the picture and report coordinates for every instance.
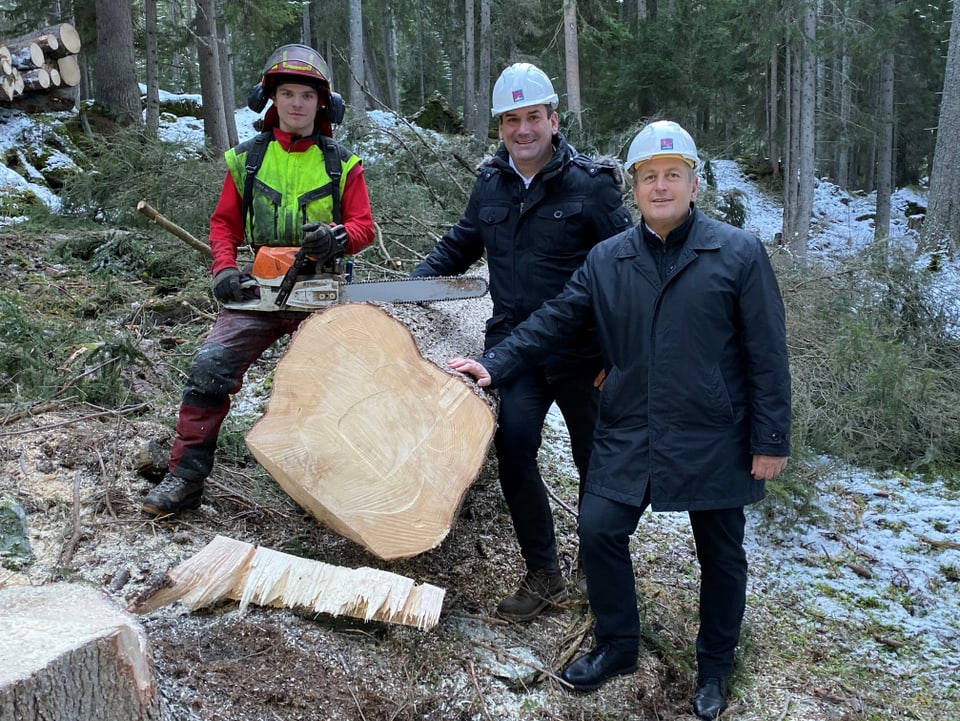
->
[0,402,149,436]
[919,534,960,551]
[136,199,212,259]
[54,469,84,571]
[466,659,495,721]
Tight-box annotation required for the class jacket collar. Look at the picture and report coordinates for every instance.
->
[616,207,726,259]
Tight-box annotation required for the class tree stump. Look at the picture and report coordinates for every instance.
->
[0,583,159,721]
[245,302,496,560]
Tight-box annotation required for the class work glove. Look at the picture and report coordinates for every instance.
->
[301,222,345,265]
[212,267,244,303]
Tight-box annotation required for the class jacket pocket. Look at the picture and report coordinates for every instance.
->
[534,201,585,257]
[479,205,511,253]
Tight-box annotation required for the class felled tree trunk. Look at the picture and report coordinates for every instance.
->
[245,302,497,560]
[0,584,159,721]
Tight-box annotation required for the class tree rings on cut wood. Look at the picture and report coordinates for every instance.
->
[245,303,496,560]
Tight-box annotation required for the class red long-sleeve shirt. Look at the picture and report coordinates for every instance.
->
[208,128,375,276]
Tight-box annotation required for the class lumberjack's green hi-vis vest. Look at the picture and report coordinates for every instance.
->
[224,132,360,247]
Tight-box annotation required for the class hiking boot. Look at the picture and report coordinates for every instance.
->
[495,567,567,621]
[142,474,204,517]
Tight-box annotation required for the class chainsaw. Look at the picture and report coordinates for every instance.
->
[224,247,488,312]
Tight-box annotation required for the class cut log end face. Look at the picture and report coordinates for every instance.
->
[245,303,496,560]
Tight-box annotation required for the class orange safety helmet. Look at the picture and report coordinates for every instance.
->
[247,44,345,128]
[261,44,331,95]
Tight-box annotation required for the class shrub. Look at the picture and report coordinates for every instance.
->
[782,247,960,475]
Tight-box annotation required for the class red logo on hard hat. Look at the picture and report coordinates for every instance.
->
[512,89,524,102]
[660,138,675,151]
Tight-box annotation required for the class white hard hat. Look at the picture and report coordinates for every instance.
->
[624,120,699,173]
[491,63,559,117]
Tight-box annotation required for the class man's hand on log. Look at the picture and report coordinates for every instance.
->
[448,357,491,387]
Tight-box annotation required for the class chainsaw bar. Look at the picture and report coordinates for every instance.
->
[341,275,488,304]
[224,274,488,312]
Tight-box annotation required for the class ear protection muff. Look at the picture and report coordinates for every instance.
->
[247,82,268,113]
[325,92,345,125]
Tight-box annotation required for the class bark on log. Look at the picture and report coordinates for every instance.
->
[6,42,44,69]
[20,67,49,92]
[0,75,14,101]
[8,24,81,58]
[35,23,82,57]
[0,584,160,721]
[3,83,77,113]
[245,302,496,560]
[129,534,446,630]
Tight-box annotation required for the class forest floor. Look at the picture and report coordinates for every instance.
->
[1,228,955,721]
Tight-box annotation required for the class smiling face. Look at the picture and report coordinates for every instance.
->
[498,104,559,177]
[631,156,699,237]
[272,82,320,136]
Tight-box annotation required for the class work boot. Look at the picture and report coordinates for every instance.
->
[495,567,567,621]
[142,474,204,517]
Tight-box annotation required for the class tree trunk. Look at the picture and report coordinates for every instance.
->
[767,46,779,177]
[782,39,797,247]
[244,303,496,561]
[920,0,960,256]
[463,0,476,132]
[473,0,491,140]
[383,4,400,111]
[0,584,159,721]
[195,0,228,151]
[792,4,816,263]
[349,0,366,127]
[216,16,238,147]
[563,0,582,130]
[836,48,852,189]
[445,0,460,114]
[93,0,141,125]
[874,10,895,248]
[144,0,160,135]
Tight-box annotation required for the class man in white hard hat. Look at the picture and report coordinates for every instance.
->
[412,63,633,621]
[447,120,791,720]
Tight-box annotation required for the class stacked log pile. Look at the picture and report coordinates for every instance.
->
[0,23,82,112]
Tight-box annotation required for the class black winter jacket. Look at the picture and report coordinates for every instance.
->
[480,209,792,511]
[412,133,633,378]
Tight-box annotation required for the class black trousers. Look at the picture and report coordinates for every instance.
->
[579,490,747,679]
[494,366,598,571]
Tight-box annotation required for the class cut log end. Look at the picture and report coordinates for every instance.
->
[245,303,496,560]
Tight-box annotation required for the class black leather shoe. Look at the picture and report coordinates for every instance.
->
[692,676,728,720]
[560,645,637,692]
